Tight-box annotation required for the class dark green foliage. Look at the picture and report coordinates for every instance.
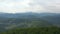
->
[1,26,60,34]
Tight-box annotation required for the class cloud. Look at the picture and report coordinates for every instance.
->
[46,2,60,11]
[0,0,45,13]
[30,0,60,13]
[0,0,60,13]
[0,0,30,13]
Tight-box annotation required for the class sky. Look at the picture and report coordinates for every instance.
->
[0,0,60,13]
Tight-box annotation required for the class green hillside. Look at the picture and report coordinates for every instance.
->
[1,26,60,34]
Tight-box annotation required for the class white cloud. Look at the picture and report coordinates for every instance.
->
[34,0,60,13]
[0,0,60,13]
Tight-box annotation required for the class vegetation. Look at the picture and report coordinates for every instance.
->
[0,13,59,34]
[1,26,60,34]
[0,16,58,34]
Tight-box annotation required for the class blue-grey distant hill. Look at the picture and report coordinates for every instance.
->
[0,12,60,32]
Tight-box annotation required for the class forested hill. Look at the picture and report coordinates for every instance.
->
[0,12,60,32]
[1,26,60,34]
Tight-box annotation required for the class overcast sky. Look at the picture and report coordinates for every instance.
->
[0,0,59,13]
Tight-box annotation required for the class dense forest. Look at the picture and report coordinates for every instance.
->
[0,13,60,34]
[1,26,60,34]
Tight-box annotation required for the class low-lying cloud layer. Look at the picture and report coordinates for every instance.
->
[0,0,60,13]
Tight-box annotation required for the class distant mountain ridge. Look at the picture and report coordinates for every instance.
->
[0,12,59,18]
[0,12,59,23]
[0,12,60,32]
